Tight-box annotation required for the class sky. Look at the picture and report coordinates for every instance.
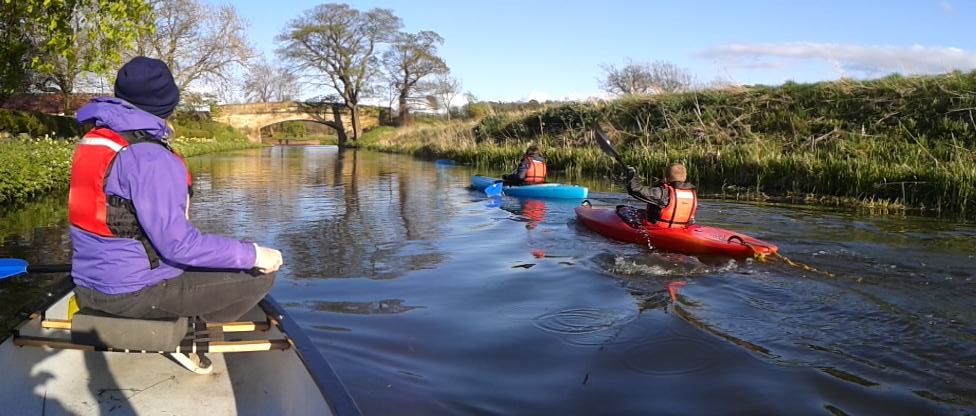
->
[208,0,976,102]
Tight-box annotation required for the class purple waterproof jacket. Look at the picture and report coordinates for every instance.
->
[70,97,256,294]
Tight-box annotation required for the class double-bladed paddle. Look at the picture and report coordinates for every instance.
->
[592,124,655,205]
[593,124,627,169]
[0,259,71,280]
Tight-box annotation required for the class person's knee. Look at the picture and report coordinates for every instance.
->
[254,271,276,292]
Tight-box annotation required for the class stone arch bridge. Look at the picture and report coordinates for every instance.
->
[214,102,380,142]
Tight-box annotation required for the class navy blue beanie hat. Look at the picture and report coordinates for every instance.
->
[114,56,180,119]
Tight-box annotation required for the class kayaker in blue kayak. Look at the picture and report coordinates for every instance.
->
[625,163,698,228]
[68,57,283,369]
[502,145,547,185]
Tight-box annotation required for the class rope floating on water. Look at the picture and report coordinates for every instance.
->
[736,239,836,278]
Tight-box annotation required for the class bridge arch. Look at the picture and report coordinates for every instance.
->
[214,102,379,142]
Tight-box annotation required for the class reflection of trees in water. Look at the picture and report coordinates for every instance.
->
[12,147,462,286]
[271,148,458,280]
[308,299,422,315]
[0,211,72,336]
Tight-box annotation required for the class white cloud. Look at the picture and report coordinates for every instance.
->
[700,42,976,77]
[940,1,954,13]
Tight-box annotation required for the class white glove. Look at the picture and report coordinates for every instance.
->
[253,244,283,274]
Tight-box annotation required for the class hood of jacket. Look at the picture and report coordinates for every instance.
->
[76,96,172,140]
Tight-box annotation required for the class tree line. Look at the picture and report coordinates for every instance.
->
[0,1,462,144]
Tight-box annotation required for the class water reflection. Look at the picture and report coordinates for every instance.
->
[187,147,450,281]
[309,299,422,315]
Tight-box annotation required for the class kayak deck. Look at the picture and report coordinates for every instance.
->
[575,204,777,257]
[470,175,588,199]
[0,281,356,416]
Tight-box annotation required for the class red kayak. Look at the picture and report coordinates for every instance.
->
[575,204,777,258]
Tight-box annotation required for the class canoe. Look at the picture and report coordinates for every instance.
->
[470,175,588,199]
[0,278,361,416]
[575,203,778,258]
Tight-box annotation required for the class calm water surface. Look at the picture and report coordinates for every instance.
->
[1,146,974,415]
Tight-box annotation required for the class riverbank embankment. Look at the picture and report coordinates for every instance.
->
[359,72,976,216]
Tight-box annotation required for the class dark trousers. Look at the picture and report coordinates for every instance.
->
[501,174,523,186]
[74,269,276,323]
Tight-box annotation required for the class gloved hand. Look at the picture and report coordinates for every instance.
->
[625,166,637,181]
[253,244,283,274]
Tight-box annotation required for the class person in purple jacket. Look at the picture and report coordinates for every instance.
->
[67,57,283,369]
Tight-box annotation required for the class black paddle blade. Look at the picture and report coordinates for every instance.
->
[592,124,625,166]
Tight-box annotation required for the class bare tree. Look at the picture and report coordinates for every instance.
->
[647,61,694,93]
[277,3,402,144]
[243,58,300,103]
[381,30,447,125]
[432,74,461,121]
[133,0,256,95]
[599,59,693,96]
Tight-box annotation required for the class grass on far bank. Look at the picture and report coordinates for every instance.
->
[358,72,976,217]
[0,135,261,205]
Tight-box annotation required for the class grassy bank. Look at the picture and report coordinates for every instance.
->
[359,72,976,216]
[0,135,261,205]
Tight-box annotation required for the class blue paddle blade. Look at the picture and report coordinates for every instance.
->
[485,182,504,197]
[485,196,503,208]
[0,258,29,280]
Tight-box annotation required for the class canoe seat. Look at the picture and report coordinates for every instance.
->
[70,308,188,352]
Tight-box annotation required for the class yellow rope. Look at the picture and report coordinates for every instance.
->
[740,241,835,277]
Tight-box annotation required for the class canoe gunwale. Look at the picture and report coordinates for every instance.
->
[258,296,363,416]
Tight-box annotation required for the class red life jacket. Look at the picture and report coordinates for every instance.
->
[524,157,547,184]
[653,183,697,228]
[68,128,191,267]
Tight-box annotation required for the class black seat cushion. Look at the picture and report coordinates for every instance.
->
[70,308,188,351]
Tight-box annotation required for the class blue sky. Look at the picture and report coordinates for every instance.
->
[212,0,976,101]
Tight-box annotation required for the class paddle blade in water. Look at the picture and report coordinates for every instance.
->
[0,258,29,280]
[485,182,504,197]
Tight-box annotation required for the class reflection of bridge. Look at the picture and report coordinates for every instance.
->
[214,102,380,142]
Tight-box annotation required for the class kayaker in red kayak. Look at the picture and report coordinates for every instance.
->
[502,145,547,185]
[625,163,698,228]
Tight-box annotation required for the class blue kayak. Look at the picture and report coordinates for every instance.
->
[470,175,588,199]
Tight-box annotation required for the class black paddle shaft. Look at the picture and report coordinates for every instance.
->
[28,264,72,273]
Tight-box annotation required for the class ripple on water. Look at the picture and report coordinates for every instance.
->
[531,308,640,349]
[621,337,718,376]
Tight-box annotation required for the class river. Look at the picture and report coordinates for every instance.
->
[1,146,974,415]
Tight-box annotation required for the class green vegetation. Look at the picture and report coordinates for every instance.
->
[313,135,339,145]
[0,109,86,138]
[169,135,259,158]
[362,72,976,216]
[0,115,259,205]
[170,115,249,142]
[0,136,75,205]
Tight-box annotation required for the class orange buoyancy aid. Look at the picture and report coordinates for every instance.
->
[524,157,547,184]
[653,183,697,228]
[68,127,192,237]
